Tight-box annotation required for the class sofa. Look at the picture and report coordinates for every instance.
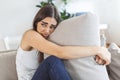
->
[0,43,120,80]
[0,13,120,80]
[0,50,18,80]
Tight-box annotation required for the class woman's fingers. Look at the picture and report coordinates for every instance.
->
[95,55,107,65]
[96,47,111,65]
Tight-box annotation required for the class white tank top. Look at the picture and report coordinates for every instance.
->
[16,47,39,80]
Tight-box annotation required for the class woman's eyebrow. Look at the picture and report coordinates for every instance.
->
[41,21,48,24]
[51,24,57,27]
[41,21,56,26]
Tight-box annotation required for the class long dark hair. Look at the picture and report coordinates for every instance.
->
[33,5,61,31]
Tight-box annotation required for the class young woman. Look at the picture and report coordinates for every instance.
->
[16,5,111,80]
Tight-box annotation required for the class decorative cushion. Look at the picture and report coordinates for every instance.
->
[49,12,109,80]
[107,43,120,80]
[0,50,18,80]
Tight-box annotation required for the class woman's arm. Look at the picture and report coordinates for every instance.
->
[21,30,111,65]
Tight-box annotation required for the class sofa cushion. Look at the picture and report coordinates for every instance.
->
[48,12,109,80]
[107,43,120,80]
[0,50,18,80]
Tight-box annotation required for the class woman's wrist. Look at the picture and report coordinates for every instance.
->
[91,46,101,55]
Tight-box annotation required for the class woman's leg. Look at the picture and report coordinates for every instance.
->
[32,56,71,80]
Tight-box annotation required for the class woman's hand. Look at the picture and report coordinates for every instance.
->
[96,47,111,65]
[95,55,106,65]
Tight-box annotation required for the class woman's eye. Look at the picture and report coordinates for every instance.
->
[41,23,47,27]
[50,26,56,29]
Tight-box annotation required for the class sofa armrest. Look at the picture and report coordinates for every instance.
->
[0,50,18,80]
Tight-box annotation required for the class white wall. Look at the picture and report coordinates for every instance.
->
[0,0,39,37]
[0,0,120,45]
[66,0,120,45]
[93,0,120,45]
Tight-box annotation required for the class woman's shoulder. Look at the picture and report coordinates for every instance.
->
[23,29,41,38]
[20,29,43,51]
[24,29,37,35]
[22,29,44,43]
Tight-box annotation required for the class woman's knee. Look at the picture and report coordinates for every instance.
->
[46,56,61,62]
[45,56,63,66]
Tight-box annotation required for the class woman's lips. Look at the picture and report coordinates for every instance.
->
[42,34,49,38]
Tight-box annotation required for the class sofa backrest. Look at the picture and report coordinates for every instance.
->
[0,50,18,80]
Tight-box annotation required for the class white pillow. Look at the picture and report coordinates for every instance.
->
[4,36,22,50]
[48,12,109,80]
[107,43,120,80]
[0,38,6,51]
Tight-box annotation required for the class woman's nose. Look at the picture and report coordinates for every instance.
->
[44,27,50,33]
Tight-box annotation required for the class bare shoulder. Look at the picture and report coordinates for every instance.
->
[23,29,46,44]
[24,29,38,36]
[21,29,43,50]
[23,29,42,39]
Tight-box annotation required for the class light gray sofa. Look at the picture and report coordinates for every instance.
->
[0,50,18,80]
[0,12,119,80]
[0,44,120,80]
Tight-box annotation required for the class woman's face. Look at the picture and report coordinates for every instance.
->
[37,17,57,38]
